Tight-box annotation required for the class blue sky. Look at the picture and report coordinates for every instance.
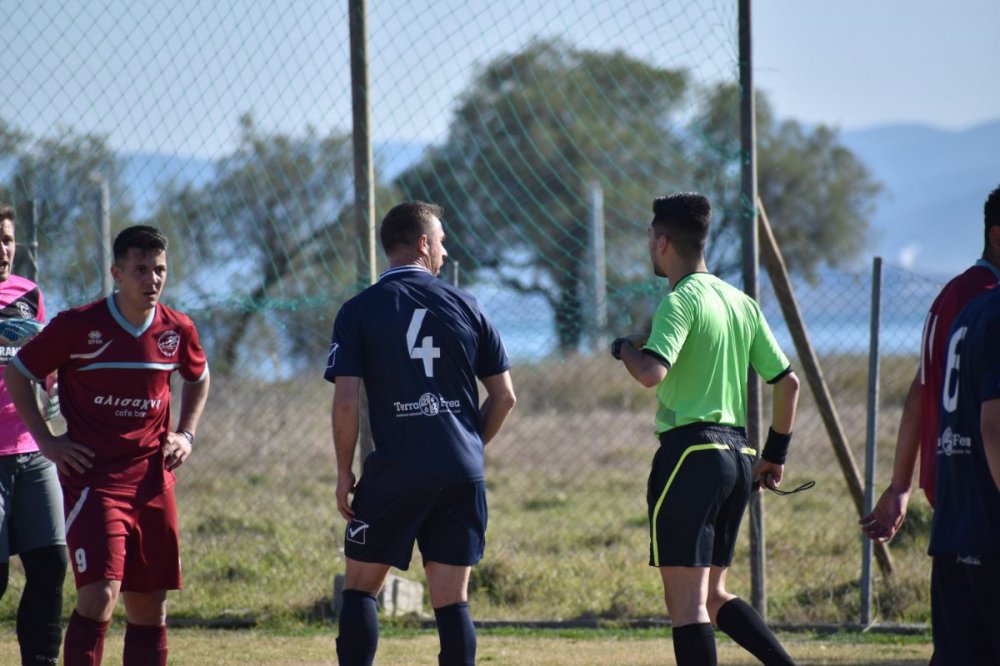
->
[4,0,998,158]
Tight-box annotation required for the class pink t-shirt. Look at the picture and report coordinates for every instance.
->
[0,275,46,456]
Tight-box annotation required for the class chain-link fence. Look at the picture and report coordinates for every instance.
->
[1,1,945,626]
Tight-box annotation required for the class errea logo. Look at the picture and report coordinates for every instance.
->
[88,330,103,345]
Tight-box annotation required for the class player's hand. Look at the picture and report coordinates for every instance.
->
[36,434,94,476]
[336,470,357,521]
[163,431,193,471]
[859,486,909,543]
[751,459,783,493]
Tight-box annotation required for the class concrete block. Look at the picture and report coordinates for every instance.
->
[333,573,426,618]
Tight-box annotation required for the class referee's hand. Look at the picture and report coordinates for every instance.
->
[751,459,783,492]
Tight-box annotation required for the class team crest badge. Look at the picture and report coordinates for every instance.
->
[157,330,180,356]
[16,301,32,319]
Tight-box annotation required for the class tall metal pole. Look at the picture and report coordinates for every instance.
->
[861,257,883,625]
[589,181,607,351]
[92,174,113,296]
[739,0,766,618]
[349,0,376,462]
[349,0,376,288]
[28,199,41,283]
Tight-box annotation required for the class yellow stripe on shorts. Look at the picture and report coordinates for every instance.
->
[650,442,754,567]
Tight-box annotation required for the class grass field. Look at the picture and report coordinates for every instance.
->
[0,352,934,630]
[0,625,933,665]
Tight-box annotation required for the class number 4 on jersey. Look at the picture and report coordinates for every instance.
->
[407,309,440,377]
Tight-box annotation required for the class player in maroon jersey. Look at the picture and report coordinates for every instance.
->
[5,225,210,666]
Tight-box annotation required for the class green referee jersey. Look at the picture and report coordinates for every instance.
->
[643,272,790,434]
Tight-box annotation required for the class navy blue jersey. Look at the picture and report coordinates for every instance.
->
[929,285,1000,556]
[324,266,510,491]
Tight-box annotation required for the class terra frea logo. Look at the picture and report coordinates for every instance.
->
[157,330,180,356]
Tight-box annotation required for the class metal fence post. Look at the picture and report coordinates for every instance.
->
[861,256,882,625]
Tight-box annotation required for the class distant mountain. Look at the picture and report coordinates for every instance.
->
[841,120,1000,276]
[121,121,1000,280]
[122,141,427,217]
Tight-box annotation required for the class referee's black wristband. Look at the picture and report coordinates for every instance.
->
[761,427,791,464]
[610,337,631,360]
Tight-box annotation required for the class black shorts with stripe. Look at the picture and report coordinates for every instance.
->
[647,423,756,568]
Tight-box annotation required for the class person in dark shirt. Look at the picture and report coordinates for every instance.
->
[325,201,516,666]
[927,283,1000,663]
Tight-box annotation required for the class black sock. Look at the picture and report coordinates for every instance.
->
[672,622,717,666]
[18,545,67,666]
[434,602,476,666]
[336,589,379,666]
[715,597,795,665]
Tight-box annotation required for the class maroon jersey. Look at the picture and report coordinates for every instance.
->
[918,260,1000,505]
[13,295,208,497]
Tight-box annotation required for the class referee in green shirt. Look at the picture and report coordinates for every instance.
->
[612,193,800,666]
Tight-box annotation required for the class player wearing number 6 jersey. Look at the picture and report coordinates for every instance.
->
[325,201,516,666]
[927,283,1000,663]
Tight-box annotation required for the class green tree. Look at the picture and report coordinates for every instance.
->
[0,120,133,307]
[397,39,691,352]
[151,115,398,373]
[397,40,882,352]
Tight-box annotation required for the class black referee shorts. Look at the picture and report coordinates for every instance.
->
[647,423,755,568]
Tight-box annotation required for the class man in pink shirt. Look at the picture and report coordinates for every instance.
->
[0,203,67,666]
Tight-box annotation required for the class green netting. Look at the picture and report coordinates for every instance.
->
[0,0,919,628]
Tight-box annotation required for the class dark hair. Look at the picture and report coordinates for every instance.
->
[985,185,1000,248]
[112,225,168,263]
[651,192,711,259]
[0,204,14,225]
[379,201,443,254]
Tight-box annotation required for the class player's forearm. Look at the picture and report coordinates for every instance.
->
[769,371,799,435]
[479,371,516,446]
[3,363,52,443]
[981,399,1000,491]
[621,343,667,388]
[332,397,360,474]
[175,373,210,436]
[888,374,922,492]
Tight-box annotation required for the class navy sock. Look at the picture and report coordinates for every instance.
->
[434,602,476,666]
[18,545,67,665]
[336,589,379,666]
[715,598,795,665]
[672,622,717,666]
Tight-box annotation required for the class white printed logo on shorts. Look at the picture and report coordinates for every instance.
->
[346,520,369,545]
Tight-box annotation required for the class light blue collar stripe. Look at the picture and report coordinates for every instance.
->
[975,258,1000,282]
[80,362,179,372]
[107,294,156,338]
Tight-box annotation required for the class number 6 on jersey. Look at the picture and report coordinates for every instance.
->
[407,309,440,377]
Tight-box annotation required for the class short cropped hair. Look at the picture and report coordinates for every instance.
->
[0,204,14,226]
[379,201,443,255]
[985,185,1000,248]
[651,193,711,259]
[113,225,168,263]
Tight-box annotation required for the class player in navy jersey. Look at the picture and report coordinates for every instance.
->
[5,226,210,666]
[862,184,1000,544]
[326,201,516,666]
[927,284,1000,663]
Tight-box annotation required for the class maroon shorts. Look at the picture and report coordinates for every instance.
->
[63,485,182,592]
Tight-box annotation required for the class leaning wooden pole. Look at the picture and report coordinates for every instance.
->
[757,201,894,577]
